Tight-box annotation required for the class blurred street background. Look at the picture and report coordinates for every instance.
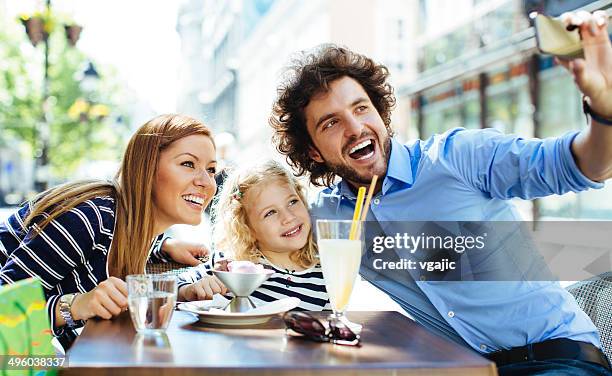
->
[1,0,611,219]
[1,0,611,308]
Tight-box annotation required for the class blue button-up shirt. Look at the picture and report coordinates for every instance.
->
[310,127,603,353]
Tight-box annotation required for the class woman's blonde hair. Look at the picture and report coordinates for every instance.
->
[24,114,214,279]
[214,160,317,268]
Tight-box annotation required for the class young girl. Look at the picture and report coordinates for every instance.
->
[179,160,330,311]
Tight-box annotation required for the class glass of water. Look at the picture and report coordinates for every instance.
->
[127,274,177,334]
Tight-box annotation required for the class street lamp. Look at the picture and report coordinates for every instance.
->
[77,61,100,94]
[19,0,83,192]
[68,61,109,123]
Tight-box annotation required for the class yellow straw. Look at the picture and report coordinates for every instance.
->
[349,187,366,240]
[360,175,378,222]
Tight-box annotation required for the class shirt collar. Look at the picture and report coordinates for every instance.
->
[385,138,415,187]
[335,137,414,198]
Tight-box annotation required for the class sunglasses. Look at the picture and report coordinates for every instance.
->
[282,311,361,346]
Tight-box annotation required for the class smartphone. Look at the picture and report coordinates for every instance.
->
[534,14,583,58]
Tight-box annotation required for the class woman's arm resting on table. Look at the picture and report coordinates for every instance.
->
[54,277,128,327]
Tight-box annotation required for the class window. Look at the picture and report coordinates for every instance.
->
[537,63,612,219]
[420,78,480,139]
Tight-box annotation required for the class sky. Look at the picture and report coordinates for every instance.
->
[5,0,182,113]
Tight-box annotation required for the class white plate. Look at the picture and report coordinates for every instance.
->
[177,297,301,326]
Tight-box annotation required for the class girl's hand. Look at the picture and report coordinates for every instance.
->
[71,277,128,320]
[213,257,232,271]
[178,275,228,301]
[162,238,209,266]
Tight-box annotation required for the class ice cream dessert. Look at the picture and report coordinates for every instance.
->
[227,261,273,274]
[213,261,274,312]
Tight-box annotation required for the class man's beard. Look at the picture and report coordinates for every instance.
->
[325,135,391,185]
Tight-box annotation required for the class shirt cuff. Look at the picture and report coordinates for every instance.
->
[177,280,191,291]
[560,131,605,190]
[148,234,173,263]
[178,263,213,283]
[46,295,64,337]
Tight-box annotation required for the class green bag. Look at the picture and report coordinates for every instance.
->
[0,278,58,376]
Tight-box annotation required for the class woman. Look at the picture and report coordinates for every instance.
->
[0,114,217,349]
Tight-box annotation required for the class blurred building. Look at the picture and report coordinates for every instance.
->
[399,0,612,220]
[176,0,418,164]
[234,0,419,162]
[176,0,612,220]
[177,0,277,136]
[176,0,207,120]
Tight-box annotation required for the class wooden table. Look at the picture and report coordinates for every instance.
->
[63,310,497,376]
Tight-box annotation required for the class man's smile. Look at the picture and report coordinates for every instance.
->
[347,138,376,161]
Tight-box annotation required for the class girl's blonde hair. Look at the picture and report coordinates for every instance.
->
[214,160,317,268]
[25,114,214,279]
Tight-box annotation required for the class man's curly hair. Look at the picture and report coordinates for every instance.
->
[269,44,396,187]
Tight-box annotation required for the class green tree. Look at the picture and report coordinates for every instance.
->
[0,12,130,183]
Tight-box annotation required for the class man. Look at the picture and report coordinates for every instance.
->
[269,10,612,376]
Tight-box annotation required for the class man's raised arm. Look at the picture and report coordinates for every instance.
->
[562,10,612,182]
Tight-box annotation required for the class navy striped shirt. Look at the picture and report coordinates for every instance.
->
[178,254,331,311]
[0,196,170,349]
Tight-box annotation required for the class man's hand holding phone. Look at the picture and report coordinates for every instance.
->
[536,10,611,120]
[534,14,584,58]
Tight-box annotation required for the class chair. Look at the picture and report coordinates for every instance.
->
[566,272,612,363]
